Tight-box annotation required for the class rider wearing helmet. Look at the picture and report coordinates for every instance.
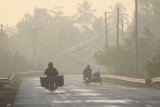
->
[83,65,92,80]
[44,62,58,77]
[44,62,59,90]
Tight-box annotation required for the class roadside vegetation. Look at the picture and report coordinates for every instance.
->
[0,77,20,107]
[95,0,160,78]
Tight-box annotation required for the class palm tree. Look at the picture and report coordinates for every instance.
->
[49,6,64,17]
[139,0,151,26]
[121,14,128,42]
[106,3,128,47]
[74,0,96,30]
[139,0,151,14]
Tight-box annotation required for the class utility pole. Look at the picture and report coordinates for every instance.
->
[135,0,138,72]
[33,28,36,69]
[105,11,108,48]
[117,7,120,49]
[121,18,124,42]
[0,24,3,46]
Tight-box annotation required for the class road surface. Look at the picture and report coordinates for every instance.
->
[14,75,160,107]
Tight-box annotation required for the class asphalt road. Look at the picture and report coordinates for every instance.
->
[14,75,160,107]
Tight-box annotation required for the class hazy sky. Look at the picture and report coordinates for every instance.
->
[0,0,134,26]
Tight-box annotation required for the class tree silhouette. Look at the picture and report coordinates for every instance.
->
[106,3,128,46]
[74,0,96,30]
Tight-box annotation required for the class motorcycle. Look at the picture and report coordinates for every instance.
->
[84,72,102,86]
[40,75,64,92]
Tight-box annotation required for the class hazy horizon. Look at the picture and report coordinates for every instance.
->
[0,0,134,26]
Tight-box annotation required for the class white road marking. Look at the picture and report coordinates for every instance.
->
[70,88,95,92]
[145,104,153,107]
[74,93,102,96]
[51,99,133,104]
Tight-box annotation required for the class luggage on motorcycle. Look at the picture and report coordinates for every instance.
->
[40,77,47,87]
[55,75,64,87]
[40,75,64,87]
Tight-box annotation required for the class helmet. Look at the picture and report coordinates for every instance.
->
[48,62,53,67]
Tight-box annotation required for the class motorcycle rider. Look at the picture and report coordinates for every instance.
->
[83,65,92,81]
[44,62,58,77]
[44,62,58,90]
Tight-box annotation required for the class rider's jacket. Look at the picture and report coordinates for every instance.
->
[44,67,58,77]
[83,67,92,77]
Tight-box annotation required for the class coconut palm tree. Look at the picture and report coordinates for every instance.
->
[74,0,96,30]
[106,3,128,47]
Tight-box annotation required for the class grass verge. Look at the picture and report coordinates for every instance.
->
[0,77,21,107]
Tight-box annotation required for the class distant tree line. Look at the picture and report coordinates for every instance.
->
[11,0,105,67]
[0,49,32,75]
[1,0,105,73]
[95,0,160,78]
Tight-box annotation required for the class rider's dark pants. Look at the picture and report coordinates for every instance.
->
[47,77,57,89]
